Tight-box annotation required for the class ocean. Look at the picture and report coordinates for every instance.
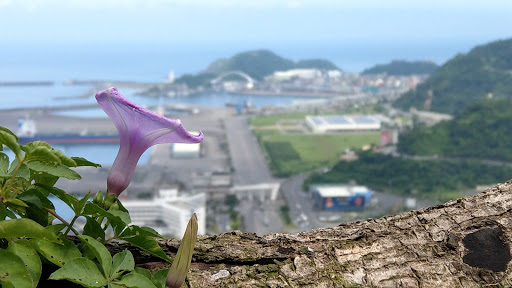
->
[0,40,476,108]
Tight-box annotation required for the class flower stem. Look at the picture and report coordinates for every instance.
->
[7,158,24,194]
[45,208,79,236]
[64,215,80,236]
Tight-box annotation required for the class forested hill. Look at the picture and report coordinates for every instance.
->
[361,60,438,75]
[202,50,340,80]
[398,99,512,161]
[393,38,512,115]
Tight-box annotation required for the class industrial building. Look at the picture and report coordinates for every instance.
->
[171,142,201,158]
[305,115,381,133]
[311,185,373,211]
[121,187,206,237]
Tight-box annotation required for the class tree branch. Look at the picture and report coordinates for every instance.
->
[117,180,512,287]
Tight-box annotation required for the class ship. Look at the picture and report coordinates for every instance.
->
[17,118,119,145]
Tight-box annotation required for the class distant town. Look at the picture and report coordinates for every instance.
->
[5,38,512,238]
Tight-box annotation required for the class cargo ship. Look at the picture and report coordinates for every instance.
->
[17,118,119,145]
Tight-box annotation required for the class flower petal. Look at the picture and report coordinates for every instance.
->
[95,87,204,196]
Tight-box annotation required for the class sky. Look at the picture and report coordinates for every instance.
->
[1,0,511,46]
[1,0,512,74]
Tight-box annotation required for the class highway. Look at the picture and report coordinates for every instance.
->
[223,115,274,185]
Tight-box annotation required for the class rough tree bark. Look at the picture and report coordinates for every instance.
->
[117,180,512,287]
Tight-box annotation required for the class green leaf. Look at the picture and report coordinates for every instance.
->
[32,235,82,267]
[78,235,113,277]
[49,257,108,288]
[110,210,131,235]
[0,152,9,174]
[4,198,29,208]
[0,127,22,160]
[115,198,130,213]
[167,214,198,288]
[18,189,55,226]
[32,171,60,187]
[24,202,50,226]
[44,223,67,234]
[119,229,171,262]
[21,142,76,167]
[19,189,55,210]
[151,268,170,288]
[115,272,158,288]
[26,160,81,180]
[0,218,61,243]
[0,249,33,288]
[83,202,130,234]
[133,267,152,279]
[21,141,51,151]
[8,240,42,287]
[111,250,135,279]
[23,143,61,164]
[4,159,30,181]
[137,226,162,238]
[0,203,6,220]
[78,191,92,213]
[53,149,77,167]
[72,156,101,167]
[83,216,106,243]
[43,185,80,212]
[4,208,16,220]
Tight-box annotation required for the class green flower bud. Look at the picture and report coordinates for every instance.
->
[109,201,120,211]
[93,191,103,205]
[103,192,117,210]
[167,214,198,288]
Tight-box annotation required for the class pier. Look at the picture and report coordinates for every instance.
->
[0,81,54,86]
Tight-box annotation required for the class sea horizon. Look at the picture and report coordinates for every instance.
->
[0,40,481,83]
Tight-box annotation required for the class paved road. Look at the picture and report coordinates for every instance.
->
[279,173,430,232]
[223,115,274,185]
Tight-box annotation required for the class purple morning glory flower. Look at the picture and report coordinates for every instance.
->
[95,87,203,196]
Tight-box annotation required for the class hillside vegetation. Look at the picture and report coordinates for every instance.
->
[393,38,512,114]
[305,151,512,200]
[362,60,438,75]
[398,99,512,161]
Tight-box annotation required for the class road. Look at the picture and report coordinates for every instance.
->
[279,172,431,232]
[223,115,274,185]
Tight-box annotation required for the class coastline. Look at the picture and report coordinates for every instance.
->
[232,89,341,98]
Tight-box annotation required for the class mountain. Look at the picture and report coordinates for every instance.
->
[393,38,512,115]
[295,59,339,70]
[362,60,439,75]
[202,49,340,81]
[398,99,512,161]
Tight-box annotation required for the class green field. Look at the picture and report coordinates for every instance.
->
[250,112,311,126]
[250,105,382,127]
[254,129,380,176]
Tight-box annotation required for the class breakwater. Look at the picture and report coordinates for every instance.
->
[0,81,54,86]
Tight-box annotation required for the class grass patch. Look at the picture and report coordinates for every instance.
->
[255,130,380,176]
[250,112,311,126]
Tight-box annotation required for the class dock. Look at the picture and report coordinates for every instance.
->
[0,81,54,86]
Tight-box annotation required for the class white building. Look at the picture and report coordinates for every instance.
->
[305,115,381,133]
[171,142,201,158]
[122,187,206,237]
[269,69,322,81]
